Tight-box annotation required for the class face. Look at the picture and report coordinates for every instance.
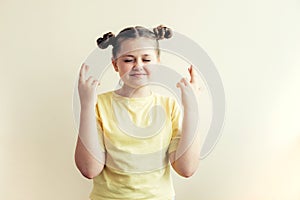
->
[112,38,160,88]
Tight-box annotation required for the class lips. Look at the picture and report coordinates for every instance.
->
[130,74,146,76]
[129,73,147,76]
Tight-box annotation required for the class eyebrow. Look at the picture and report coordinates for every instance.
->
[121,54,152,58]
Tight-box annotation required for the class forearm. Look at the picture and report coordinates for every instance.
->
[171,105,202,177]
[74,105,105,179]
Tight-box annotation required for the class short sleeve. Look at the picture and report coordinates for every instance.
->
[95,102,106,152]
[168,98,182,154]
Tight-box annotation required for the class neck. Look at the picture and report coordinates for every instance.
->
[116,84,152,98]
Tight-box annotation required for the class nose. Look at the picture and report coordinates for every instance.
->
[133,58,144,70]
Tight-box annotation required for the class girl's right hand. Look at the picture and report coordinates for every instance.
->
[78,63,100,109]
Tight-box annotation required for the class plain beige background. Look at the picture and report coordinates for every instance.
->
[1,0,299,200]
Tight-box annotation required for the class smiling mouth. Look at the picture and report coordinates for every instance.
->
[130,73,147,76]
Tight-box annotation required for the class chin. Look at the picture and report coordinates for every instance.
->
[124,80,149,88]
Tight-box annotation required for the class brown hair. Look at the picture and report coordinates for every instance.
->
[96,25,173,59]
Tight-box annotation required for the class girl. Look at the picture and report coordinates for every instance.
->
[75,25,202,200]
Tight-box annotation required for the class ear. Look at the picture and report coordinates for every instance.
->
[111,58,119,72]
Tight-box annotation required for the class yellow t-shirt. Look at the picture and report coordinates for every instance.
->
[90,90,182,200]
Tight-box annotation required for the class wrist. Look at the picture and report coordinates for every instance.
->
[80,103,95,112]
[182,100,201,112]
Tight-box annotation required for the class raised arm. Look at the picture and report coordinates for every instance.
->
[74,63,105,179]
[170,65,202,178]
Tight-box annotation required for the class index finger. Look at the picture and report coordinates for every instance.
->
[79,63,87,83]
[189,65,200,83]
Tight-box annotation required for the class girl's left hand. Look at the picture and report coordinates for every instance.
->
[176,65,202,109]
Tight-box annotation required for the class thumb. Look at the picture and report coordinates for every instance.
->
[176,81,185,92]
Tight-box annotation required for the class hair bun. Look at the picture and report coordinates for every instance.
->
[97,32,116,49]
[153,25,173,40]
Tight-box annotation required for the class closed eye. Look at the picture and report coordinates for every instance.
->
[123,59,151,62]
[124,60,133,62]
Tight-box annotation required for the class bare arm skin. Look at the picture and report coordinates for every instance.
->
[74,63,105,179]
[170,65,202,178]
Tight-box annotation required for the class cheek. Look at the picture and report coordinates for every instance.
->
[144,65,157,75]
[118,65,132,76]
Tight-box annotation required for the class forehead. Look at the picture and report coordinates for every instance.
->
[116,38,157,58]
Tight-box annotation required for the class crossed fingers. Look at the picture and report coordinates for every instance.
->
[176,65,201,91]
[78,63,99,86]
